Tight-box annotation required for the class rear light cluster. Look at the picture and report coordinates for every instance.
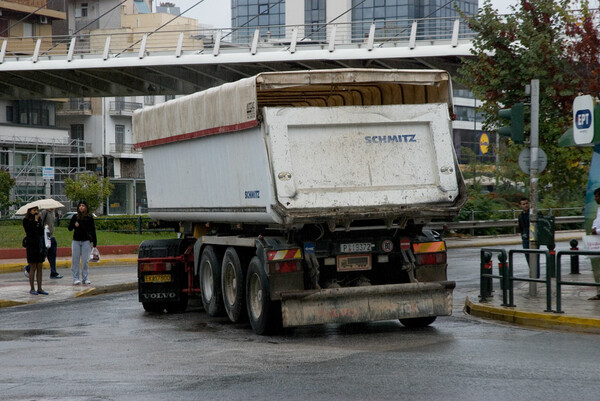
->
[139,262,173,272]
[414,252,446,265]
[267,248,302,274]
[271,261,301,273]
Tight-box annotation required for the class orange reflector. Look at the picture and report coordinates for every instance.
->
[267,248,302,261]
[412,241,446,253]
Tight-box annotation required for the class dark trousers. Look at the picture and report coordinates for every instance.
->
[48,237,57,276]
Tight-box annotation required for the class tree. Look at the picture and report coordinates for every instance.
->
[0,170,16,213]
[65,173,114,213]
[458,0,594,203]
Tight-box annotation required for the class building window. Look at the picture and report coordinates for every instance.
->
[71,124,84,142]
[6,106,13,122]
[231,0,286,42]
[22,22,34,38]
[115,124,125,152]
[81,3,89,17]
[305,0,326,41]
[144,96,154,105]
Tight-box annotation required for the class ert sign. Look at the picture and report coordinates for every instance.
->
[573,95,595,145]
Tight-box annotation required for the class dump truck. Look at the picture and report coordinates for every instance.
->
[133,68,467,335]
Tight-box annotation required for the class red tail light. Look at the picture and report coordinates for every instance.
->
[139,262,172,272]
[272,261,299,273]
[415,252,446,265]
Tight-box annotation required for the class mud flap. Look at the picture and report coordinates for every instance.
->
[280,281,455,327]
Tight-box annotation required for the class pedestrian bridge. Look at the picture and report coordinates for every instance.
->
[0,16,475,99]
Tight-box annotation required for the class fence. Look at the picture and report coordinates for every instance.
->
[479,246,600,314]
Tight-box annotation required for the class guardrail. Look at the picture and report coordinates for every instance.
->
[0,16,475,62]
[480,246,600,314]
[427,215,583,232]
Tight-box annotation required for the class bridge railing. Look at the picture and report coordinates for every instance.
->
[0,16,475,63]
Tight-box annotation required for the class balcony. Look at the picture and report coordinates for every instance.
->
[56,100,92,116]
[109,101,143,116]
[109,143,141,158]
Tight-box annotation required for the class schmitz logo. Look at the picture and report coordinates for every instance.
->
[365,135,416,144]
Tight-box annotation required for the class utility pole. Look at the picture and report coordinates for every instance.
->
[529,79,539,296]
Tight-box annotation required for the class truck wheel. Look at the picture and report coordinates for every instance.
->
[246,256,279,335]
[221,247,246,323]
[142,302,165,313]
[399,316,437,328]
[199,246,225,317]
[165,295,188,314]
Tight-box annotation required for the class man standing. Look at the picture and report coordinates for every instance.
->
[41,208,62,279]
[589,188,600,300]
[518,197,531,264]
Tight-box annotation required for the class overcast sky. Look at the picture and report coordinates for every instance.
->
[171,0,520,28]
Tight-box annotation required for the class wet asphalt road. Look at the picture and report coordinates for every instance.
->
[1,244,599,401]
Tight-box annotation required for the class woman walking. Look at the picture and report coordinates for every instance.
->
[23,206,48,295]
[68,200,97,285]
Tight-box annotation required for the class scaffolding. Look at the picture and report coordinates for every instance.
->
[0,135,94,207]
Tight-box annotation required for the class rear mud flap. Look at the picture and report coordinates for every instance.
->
[280,281,455,327]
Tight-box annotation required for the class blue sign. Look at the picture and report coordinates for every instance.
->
[575,109,592,129]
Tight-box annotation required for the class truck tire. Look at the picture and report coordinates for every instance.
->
[399,316,437,328]
[221,247,246,323]
[199,246,225,317]
[142,302,165,313]
[246,256,279,335]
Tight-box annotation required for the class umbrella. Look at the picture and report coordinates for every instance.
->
[16,199,65,215]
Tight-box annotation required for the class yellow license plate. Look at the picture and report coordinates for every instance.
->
[144,274,172,283]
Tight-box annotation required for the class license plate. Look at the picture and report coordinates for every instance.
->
[337,254,372,272]
[340,242,372,253]
[144,274,172,283]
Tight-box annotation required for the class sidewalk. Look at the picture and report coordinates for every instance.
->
[447,230,600,334]
[0,253,138,308]
[1,231,599,334]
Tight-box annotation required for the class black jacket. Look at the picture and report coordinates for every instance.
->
[518,211,529,240]
[68,214,97,247]
[23,217,46,263]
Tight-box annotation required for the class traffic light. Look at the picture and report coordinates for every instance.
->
[498,102,524,143]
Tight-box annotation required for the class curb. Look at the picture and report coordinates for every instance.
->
[74,282,137,297]
[0,258,138,274]
[464,296,600,334]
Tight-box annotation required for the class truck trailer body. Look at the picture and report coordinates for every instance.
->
[133,68,466,334]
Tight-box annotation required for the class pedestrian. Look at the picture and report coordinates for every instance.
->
[518,197,539,277]
[68,200,97,285]
[41,207,63,279]
[588,187,600,300]
[23,206,48,295]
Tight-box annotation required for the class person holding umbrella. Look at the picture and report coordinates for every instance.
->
[68,200,97,285]
[23,206,48,295]
[20,199,65,279]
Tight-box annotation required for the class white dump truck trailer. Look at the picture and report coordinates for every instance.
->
[133,68,467,335]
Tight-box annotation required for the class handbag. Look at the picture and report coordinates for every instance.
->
[22,236,27,248]
[582,235,600,259]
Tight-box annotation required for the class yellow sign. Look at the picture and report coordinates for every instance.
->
[479,133,489,154]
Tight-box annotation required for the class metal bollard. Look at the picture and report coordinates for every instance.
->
[570,239,580,274]
[498,252,507,291]
[547,243,556,278]
[480,252,493,301]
